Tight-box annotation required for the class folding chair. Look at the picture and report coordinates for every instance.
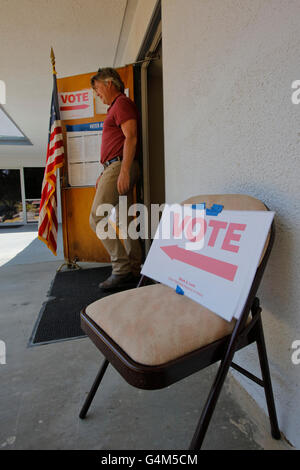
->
[79,194,281,449]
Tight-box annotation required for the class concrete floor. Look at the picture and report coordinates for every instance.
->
[0,224,292,450]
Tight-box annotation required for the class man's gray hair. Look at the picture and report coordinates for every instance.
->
[91,68,125,93]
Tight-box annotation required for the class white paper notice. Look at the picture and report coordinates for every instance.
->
[141,206,274,322]
[95,96,108,115]
[67,131,101,163]
[59,89,94,120]
[66,122,103,187]
[68,161,100,187]
[95,88,130,115]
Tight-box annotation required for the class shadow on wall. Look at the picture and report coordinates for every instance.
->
[224,183,296,324]
[261,228,295,324]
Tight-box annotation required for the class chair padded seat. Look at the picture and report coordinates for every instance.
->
[85,284,236,367]
[85,194,266,367]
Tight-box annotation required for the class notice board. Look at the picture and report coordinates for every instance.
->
[57,65,135,263]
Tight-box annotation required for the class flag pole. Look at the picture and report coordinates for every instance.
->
[48,48,81,270]
[38,47,65,257]
[50,47,57,75]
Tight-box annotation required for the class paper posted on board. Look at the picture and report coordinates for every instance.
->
[66,122,103,187]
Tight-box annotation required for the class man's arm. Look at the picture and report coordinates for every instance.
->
[95,172,102,189]
[117,118,137,195]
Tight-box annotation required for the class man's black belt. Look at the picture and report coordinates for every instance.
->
[103,156,122,168]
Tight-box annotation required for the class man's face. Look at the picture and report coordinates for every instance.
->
[93,80,111,105]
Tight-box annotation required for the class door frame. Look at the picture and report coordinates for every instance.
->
[139,16,162,253]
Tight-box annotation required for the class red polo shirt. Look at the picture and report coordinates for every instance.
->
[100,93,139,164]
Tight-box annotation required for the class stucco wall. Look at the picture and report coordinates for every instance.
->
[162,0,300,448]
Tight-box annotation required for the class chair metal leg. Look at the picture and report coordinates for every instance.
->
[79,359,109,419]
[189,358,232,450]
[189,317,281,449]
[189,311,248,450]
[256,318,281,439]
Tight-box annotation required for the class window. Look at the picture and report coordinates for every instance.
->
[0,169,23,224]
[0,168,45,224]
[24,167,45,223]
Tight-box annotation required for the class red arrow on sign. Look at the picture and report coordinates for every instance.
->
[60,104,90,111]
[160,245,238,282]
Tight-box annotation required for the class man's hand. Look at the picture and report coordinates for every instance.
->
[117,168,130,195]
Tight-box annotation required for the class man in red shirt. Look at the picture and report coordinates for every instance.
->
[89,68,142,290]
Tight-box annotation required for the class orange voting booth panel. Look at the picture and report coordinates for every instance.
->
[57,65,135,263]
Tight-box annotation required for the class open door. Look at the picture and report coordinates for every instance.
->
[140,20,165,253]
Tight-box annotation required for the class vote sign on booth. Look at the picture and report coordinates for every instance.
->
[59,89,94,120]
[141,205,274,322]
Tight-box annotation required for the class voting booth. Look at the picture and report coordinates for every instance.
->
[78,193,281,449]
[57,65,135,264]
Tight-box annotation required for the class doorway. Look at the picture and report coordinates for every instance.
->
[147,40,165,206]
[139,12,165,251]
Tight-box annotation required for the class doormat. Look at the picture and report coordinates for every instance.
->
[28,266,139,346]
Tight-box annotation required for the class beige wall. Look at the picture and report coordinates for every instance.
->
[162,0,300,448]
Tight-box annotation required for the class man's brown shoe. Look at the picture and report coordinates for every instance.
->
[99,272,139,291]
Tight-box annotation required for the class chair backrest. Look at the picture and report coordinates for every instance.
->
[181,193,271,266]
[182,193,267,211]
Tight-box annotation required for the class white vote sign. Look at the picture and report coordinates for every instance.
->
[59,89,94,120]
[141,205,274,322]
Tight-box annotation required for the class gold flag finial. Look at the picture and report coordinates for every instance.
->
[50,47,56,75]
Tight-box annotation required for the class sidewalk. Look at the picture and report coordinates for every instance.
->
[0,225,292,450]
[0,223,64,267]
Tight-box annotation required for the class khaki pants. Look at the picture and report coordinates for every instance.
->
[89,160,142,276]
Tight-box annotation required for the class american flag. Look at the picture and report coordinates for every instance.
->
[38,73,64,255]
